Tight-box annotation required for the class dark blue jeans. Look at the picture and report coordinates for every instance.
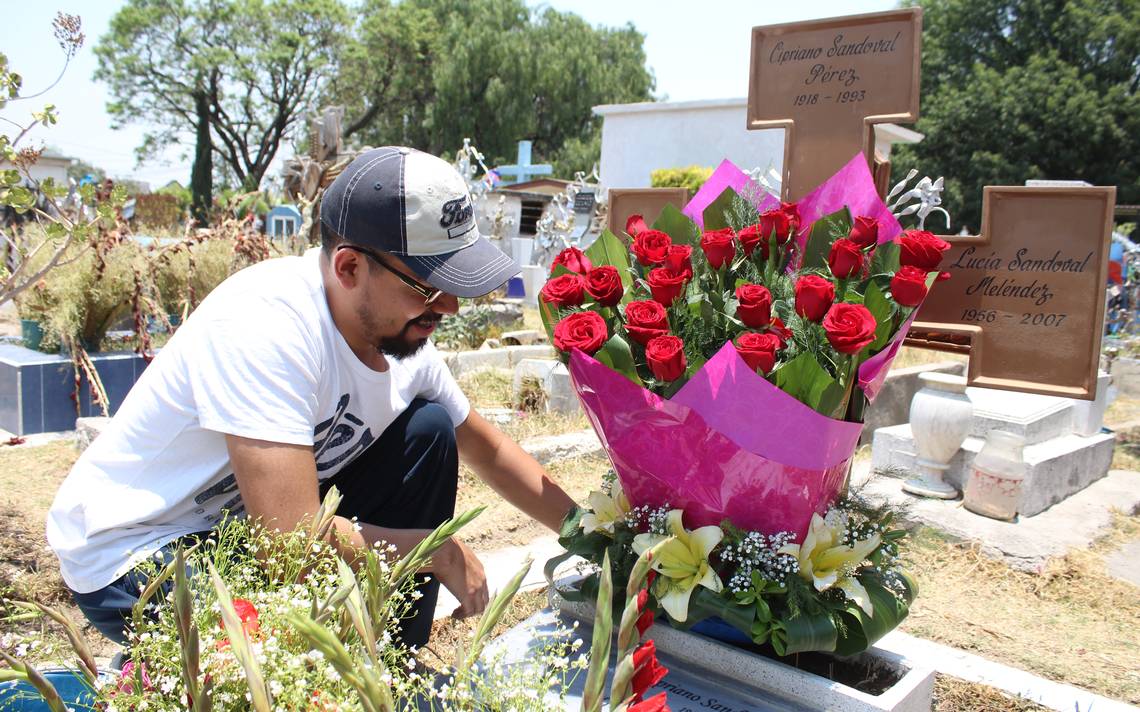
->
[72,398,459,648]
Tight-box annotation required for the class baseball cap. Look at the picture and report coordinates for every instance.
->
[320,146,520,298]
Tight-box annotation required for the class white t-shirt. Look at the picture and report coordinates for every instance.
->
[47,249,471,593]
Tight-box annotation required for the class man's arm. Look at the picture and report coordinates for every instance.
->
[454,410,577,532]
[224,434,488,617]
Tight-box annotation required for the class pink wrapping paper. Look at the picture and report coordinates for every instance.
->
[683,159,779,229]
[569,345,855,539]
[794,153,903,248]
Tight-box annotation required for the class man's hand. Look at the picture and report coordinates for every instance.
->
[434,538,488,618]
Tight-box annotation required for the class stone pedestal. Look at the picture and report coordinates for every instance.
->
[872,385,1115,516]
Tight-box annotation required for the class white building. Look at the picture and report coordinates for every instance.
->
[592,97,922,189]
[0,146,72,187]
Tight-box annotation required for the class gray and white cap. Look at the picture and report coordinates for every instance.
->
[320,146,520,298]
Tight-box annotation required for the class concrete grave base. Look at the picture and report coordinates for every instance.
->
[543,585,935,712]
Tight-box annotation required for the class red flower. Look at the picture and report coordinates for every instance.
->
[759,208,793,245]
[647,267,688,306]
[664,244,692,278]
[584,266,624,307]
[623,300,669,346]
[897,229,951,271]
[628,692,670,712]
[828,238,864,279]
[890,265,929,307]
[645,335,686,382]
[769,317,793,341]
[848,216,879,248]
[551,246,593,274]
[540,273,586,309]
[823,303,877,354]
[735,332,783,373]
[781,201,801,235]
[734,284,772,327]
[632,230,672,266]
[231,598,260,637]
[553,312,608,355]
[794,275,835,322]
[626,214,649,239]
[631,640,669,701]
[635,588,655,636]
[700,228,736,269]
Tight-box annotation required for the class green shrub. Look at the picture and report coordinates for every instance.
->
[650,165,713,194]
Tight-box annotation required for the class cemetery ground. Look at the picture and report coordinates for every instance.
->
[0,345,1137,710]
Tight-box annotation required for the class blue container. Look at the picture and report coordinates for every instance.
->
[0,668,109,710]
[505,276,525,298]
[690,616,753,646]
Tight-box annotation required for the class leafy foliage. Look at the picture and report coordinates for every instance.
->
[894,0,1140,231]
[651,165,714,194]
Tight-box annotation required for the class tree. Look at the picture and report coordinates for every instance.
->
[95,0,349,223]
[893,0,1140,232]
[329,0,654,172]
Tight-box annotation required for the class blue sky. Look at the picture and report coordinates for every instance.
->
[1,0,898,187]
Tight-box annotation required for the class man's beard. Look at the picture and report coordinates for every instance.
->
[378,312,442,359]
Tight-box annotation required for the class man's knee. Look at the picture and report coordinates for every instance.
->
[403,399,457,461]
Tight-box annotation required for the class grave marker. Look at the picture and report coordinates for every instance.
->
[606,187,691,240]
[908,186,1116,399]
[747,9,922,201]
[495,140,553,185]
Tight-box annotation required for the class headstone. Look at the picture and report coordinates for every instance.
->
[495,140,553,185]
[908,186,1116,399]
[747,9,922,201]
[871,384,1115,516]
[606,188,691,239]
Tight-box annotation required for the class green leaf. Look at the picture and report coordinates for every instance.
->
[594,334,643,387]
[585,229,633,292]
[702,187,742,231]
[774,351,845,416]
[870,240,901,275]
[800,207,852,270]
[833,575,914,656]
[683,586,756,635]
[780,612,839,655]
[653,203,700,247]
[863,281,897,351]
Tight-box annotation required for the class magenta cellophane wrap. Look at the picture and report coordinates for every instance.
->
[569,153,932,540]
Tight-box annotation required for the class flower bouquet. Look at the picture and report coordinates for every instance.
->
[541,154,950,656]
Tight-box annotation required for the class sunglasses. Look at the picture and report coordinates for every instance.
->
[337,244,446,307]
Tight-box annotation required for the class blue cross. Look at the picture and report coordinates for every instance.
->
[495,140,553,185]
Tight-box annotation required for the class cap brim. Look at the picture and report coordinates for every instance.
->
[402,237,521,298]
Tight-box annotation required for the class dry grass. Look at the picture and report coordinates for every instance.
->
[423,587,549,671]
[888,346,969,371]
[457,369,514,408]
[933,675,1048,711]
[900,515,1140,704]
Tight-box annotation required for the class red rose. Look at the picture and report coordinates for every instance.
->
[828,238,864,279]
[823,303,877,354]
[632,230,672,266]
[734,283,772,327]
[626,214,649,239]
[700,227,736,269]
[735,332,783,373]
[794,274,835,322]
[781,201,801,235]
[584,266,624,307]
[769,316,793,341]
[631,640,670,700]
[624,300,669,346]
[645,335,686,382]
[553,311,608,355]
[890,265,929,307]
[897,229,951,270]
[551,246,593,274]
[664,244,692,277]
[540,273,586,308]
[759,208,792,244]
[848,216,879,248]
[647,267,688,306]
[737,223,766,258]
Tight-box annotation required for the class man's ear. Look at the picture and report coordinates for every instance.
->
[330,247,366,289]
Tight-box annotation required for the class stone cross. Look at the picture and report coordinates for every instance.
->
[747,9,922,201]
[908,186,1116,400]
[495,140,553,185]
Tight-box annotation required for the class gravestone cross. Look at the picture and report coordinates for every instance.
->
[747,9,922,201]
[908,186,1116,399]
[495,140,553,185]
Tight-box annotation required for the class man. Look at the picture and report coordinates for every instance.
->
[47,146,576,647]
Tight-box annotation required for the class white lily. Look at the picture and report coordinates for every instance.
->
[579,481,630,536]
[778,512,881,616]
[632,510,723,622]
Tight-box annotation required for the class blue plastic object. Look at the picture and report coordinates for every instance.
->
[505,276,525,298]
[0,669,108,710]
[690,616,753,646]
